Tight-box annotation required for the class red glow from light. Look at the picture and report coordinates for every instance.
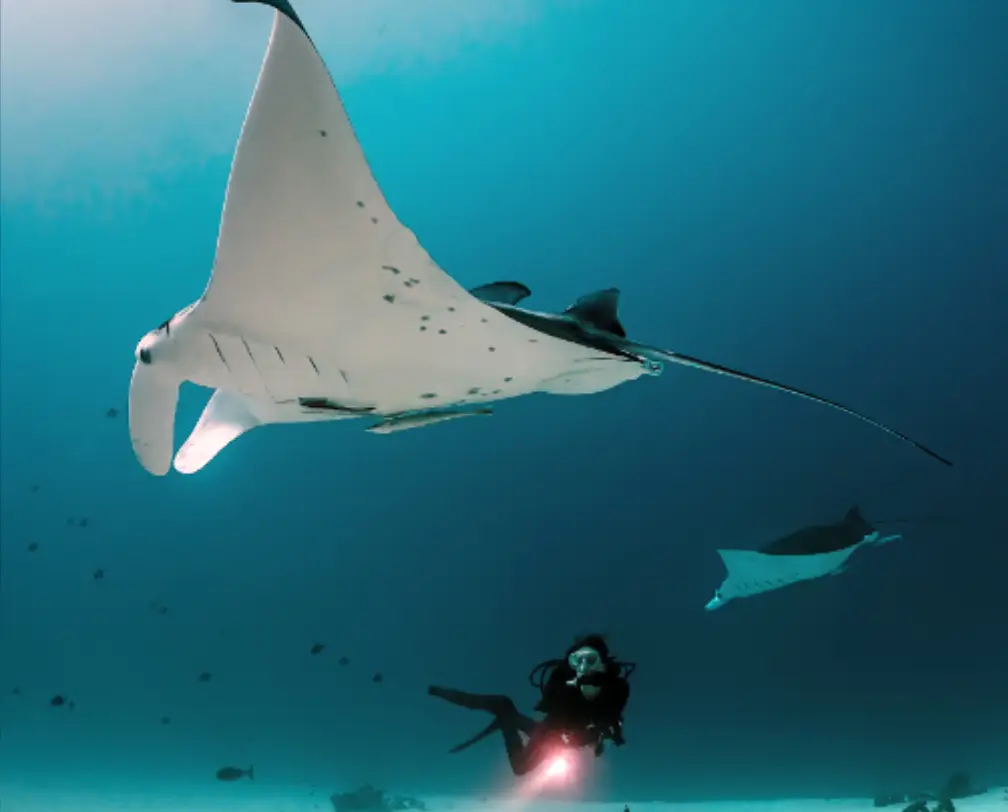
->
[544,755,570,781]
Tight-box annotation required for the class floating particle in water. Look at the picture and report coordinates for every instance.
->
[310,643,325,655]
[160,716,171,725]
[197,672,212,683]
[372,672,383,684]
[105,407,119,419]
[50,695,66,707]
[338,656,349,666]
[93,568,105,581]
[27,542,38,553]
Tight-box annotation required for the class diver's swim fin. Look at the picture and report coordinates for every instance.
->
[448,719,502,754]
[428,685,516,716]
[428,684,538,752]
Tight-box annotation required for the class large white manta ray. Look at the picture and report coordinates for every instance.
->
[128,0,953,476]
[704,506,903,610]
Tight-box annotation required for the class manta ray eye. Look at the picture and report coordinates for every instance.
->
[139,348,152,365]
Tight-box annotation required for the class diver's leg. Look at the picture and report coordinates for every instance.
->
[506,724,554,776]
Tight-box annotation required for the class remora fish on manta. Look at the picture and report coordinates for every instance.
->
[704,506,902,610]
[127,0,954,476]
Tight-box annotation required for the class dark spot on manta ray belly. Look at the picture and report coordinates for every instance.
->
[371,217,378,224]
[319,129,327,137]
[438,329,447,335]
[383,294,395,303]
[467,387,480,395]
[504,377,513,382]
[420,393,437,399]
[382,265,400,275]
[420,326,427,332]
[447,306,455,312]
[488,346,496,352]
[356,201,365,208]
[420,315,430,321]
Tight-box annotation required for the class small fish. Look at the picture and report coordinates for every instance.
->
[310,643,324,655]
[197,672,212,683]
[216,765,254,782]
[372,672,383,684]
[93,568,105,581]
[50,694,66,707]
[106,407,120,418]
[27,542,38,552]
[338,656,349,666]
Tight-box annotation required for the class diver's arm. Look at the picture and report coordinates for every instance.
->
[596,676,630,747]
[534,667,571,713]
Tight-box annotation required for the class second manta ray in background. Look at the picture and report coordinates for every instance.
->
[704,506,902,610]
[128,0,953,476]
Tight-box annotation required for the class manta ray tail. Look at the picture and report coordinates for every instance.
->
[640,347,953,466]
[129,362,181,476]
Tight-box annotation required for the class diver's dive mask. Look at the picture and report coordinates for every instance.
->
[566,646,605,700]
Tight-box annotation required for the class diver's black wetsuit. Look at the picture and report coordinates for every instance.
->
[428,638,632,776]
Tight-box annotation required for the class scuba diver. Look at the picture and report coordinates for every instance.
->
[428,634,634,776]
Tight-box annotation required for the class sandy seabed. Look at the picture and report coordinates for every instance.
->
[1,784,1006,812]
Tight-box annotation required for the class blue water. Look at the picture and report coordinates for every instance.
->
[1,0,1006,804]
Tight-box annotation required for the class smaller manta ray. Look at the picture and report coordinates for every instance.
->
[128,0,952,476]
[704,506,902,610]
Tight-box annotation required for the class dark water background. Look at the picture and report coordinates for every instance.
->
[1,0,1006,802]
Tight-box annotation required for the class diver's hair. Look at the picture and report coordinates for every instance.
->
[567,633,612,661]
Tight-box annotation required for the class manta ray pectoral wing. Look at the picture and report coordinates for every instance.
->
[564,288,626,337]
[468,282,532,306]
[634,345,953,467]
[188,0,543,403]
[129,362,181,476]
[198,1,483,349]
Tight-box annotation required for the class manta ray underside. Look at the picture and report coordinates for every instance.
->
[127,0,953,476]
